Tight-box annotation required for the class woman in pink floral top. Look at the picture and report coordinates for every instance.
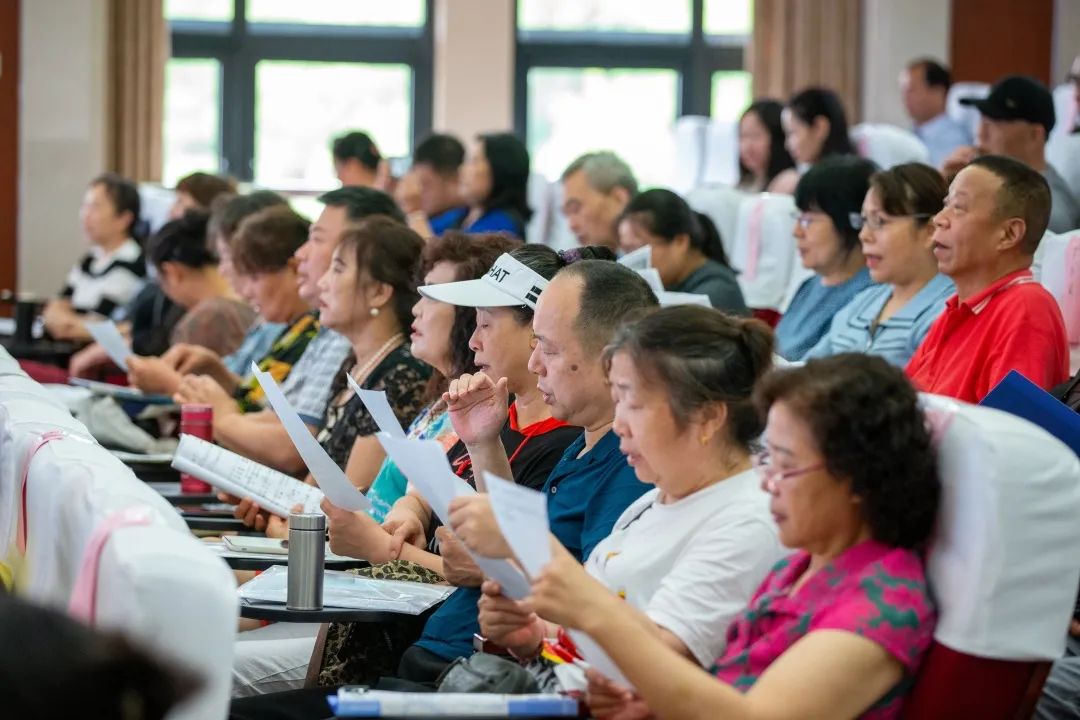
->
[529,353,940,720]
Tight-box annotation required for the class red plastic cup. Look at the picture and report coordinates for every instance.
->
[179,403,213,493]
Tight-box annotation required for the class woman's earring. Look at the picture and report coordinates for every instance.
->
[370,307,380,317]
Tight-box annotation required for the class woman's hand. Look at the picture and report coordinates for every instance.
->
[381,500,428,555]
[174,374,237,418]
[127,355,182,395]
[447,494,511,558]
[68,343,112,378]
[478,579,545,656]
[444,372,510,447]
[321,498,393,563]
[162,343,223,376]
[528,538,615,631]
[220,493,270,533]
[586,669,652,720]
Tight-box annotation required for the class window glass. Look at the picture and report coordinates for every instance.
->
[163,58,221,186]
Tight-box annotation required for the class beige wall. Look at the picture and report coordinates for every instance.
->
[860,0,952,128]
[19,0,110,298]
[432,0,515,140]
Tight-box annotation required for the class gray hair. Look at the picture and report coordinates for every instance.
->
[560,151,638,195]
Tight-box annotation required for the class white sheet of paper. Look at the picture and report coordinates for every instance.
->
[346,375,406,438]
[85,321,132,371]
[634,268,664,295]
[484,471,550,578]
[657,291,713,308]
[568,629,634,689]
[252,363,371,512]
[618,244,652,270]
[375,433,532,599]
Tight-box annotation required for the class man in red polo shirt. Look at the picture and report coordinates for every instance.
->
[906,155,1068,402]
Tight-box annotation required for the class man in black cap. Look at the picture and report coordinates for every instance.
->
[942,75,1080,233]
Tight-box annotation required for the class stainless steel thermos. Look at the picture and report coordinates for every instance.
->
[286,512,325,610]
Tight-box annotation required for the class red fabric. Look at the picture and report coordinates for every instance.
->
[17,360,70,385]
[751,309,782,328]
[905,269,1068,403]
[902,642,1050,720]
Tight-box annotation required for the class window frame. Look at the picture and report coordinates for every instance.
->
[169,0,434,185]
[513,0,748,139]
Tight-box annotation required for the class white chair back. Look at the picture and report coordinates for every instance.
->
[1052,83,1077,143]
[851,123,930,169]
[700,119,740,187]
[0,356,236,720]
[526,172,553,246]
[947,82,990,141]
[729,193,799,311]
[672,115,709,194]
[139,183,178,236]
[686,185,752,261]
[1047,132,1080,200]
[1033,230,1080,344]
[921,394,1080,660]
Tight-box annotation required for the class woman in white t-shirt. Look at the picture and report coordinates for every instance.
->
[478,305,784,687]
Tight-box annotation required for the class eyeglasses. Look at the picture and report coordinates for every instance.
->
[753,449,824,490]
[790,211,822,229]
[849,212,933,231]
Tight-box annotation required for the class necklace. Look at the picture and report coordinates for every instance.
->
[350,332,404,385]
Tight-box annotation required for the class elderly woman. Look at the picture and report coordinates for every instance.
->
[529,353,940,720]
[477,305,783,686]
[774,156,877,360]
[805,163,954,366]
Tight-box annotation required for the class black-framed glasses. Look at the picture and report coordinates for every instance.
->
[849,213,933,231]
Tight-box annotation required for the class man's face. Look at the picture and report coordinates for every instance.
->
[413,163,462,217]
[560,170,626,249]
[899,66,942,124]
[976,116,1040,159]
[527,274,610,428]
[295,204,348,305]
[930,165,1008,281]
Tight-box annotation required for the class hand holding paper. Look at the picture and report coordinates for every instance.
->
[484,471,551,578]
[85,321,132,371]
[375,433,531,599]
[252,363,371,512]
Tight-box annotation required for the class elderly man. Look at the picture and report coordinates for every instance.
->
[560,151,638,250]
[906,155,1068,402]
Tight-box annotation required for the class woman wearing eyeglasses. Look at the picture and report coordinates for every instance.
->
[774,156,878,360]
[804,163,954,367]
[529,354,941,720]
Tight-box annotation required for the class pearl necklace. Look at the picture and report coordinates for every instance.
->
[350,333,405,385]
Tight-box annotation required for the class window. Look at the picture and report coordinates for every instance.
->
[517,0,753,185]
[164,0,432,189]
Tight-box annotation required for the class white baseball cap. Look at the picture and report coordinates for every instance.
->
[418,253,549,309]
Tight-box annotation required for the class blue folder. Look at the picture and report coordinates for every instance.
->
[979,370,1080,458]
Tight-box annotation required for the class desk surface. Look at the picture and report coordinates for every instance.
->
[183,515,249,533]
[207,543,370,572]
[239,598,440,624]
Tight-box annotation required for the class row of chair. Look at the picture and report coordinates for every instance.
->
[0,347,236,720]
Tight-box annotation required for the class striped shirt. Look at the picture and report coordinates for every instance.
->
[60,239,146,319]
[804,274,954,367]
[279,326,354,427]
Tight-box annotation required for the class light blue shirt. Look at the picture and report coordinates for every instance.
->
[804,274,954,367]
[915,113,972,168]
[775,268,875,361]
[222,320,287,376]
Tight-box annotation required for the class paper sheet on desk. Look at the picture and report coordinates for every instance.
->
[86,321,132,371]
[375,433,532,599]
[253,363,371,512]
[346,375,406,438]
[484,471,550,578]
